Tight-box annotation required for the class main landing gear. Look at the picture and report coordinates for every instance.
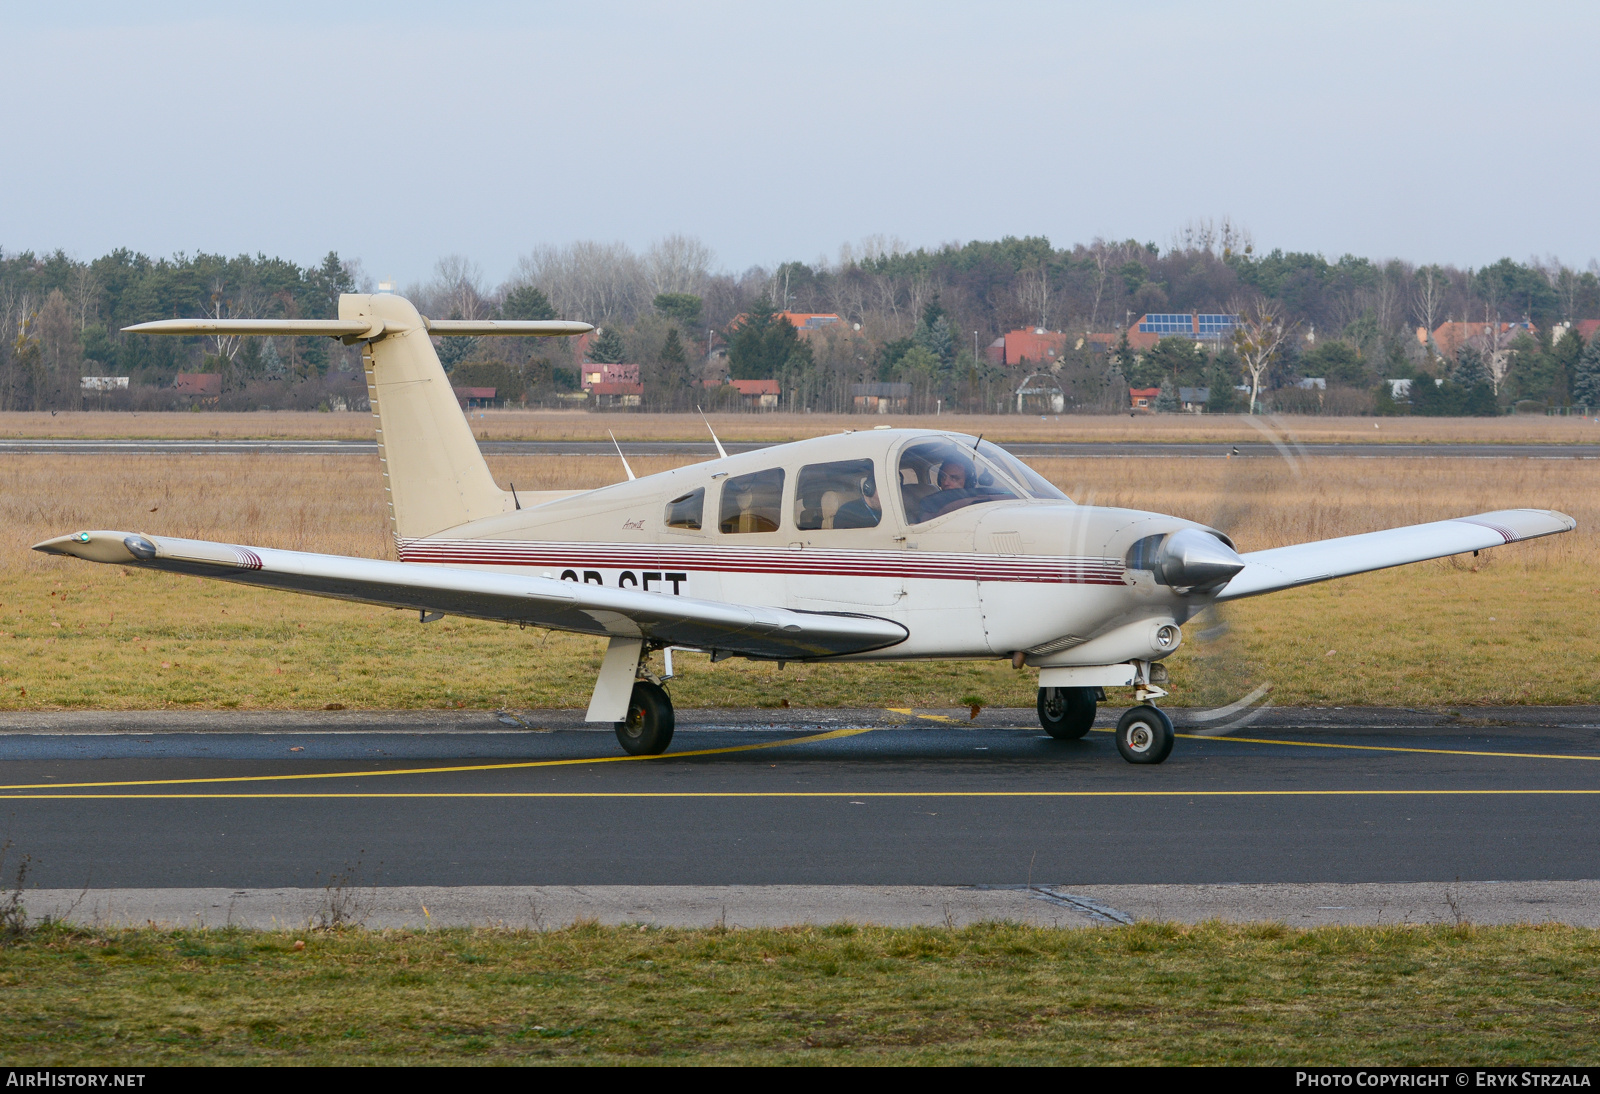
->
[1035,682,1175,764]
[615,679,675,755]
[1037,686,1097,740]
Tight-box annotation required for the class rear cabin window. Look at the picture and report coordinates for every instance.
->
[663,487,704,530]
[718,468,785,534]
[795,459,881,530]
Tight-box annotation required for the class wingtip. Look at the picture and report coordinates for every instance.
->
[30,531,143,563]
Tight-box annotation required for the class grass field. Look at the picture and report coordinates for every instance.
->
[0,450,1592,711]
[2,408,1598,444]
[2,922,1597,1064]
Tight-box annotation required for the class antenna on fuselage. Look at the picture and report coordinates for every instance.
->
[608,430,637,482]
[697,406,728,459]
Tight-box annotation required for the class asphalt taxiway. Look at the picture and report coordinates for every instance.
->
[3,706,1597,917]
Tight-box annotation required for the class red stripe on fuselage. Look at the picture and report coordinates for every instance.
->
[396,539,1129,585]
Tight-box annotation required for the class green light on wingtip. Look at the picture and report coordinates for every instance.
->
[76,532,90,542]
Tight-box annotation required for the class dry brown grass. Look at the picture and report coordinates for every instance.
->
[0,451,1592,710]
[3,409,1597,444]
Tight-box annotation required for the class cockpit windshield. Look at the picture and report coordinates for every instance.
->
[896,436,1069,524]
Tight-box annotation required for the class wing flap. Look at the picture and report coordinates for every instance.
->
[1213,508,1575,601]
[34,531,906,659]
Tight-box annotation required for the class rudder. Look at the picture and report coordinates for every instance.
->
[340,293,510,541]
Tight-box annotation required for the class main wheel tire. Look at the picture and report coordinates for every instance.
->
[1115,705,1174,765]
[615,680,675,755]
[1037,686,1096,740]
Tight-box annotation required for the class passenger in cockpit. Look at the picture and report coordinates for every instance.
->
[831,476,882,528]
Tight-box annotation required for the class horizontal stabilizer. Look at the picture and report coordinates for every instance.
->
[424,319,593,336]
[124,319,375,337]
[123,318,592,339]
[1213,508,1576,601]
[34,531,907,661]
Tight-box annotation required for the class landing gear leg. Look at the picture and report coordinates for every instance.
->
[1115,705,1174,765]
[1037,686,1097,740]
[615,680,675,755]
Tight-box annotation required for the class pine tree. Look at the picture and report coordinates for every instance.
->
[1453,347,1489,388]
[661,326,686,366]
[1573,333,1600,409]
[1154,377,1179,412]
[915,315,954,364]
[587,326,628,364]
[502,285,556,321]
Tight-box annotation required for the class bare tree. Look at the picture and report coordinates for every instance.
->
[70,265,99,331]
[1086,239,1113,331]
[428,255,488,320]
[36,290,80,408]
[1411,266,1447,348]
[513,241,644,325]
[1230,295,1296,414]
[643,235,713,298]
[1016,264,1051,330]
[1373,262,1406,335]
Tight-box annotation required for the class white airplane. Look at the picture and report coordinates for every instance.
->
[35,292,1575,764]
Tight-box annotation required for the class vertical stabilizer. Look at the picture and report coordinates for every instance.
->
[340,293,509,541]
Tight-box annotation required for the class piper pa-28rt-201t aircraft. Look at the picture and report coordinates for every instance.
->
[36,291,1576,764]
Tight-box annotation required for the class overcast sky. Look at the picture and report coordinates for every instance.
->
[3,1,1596,286]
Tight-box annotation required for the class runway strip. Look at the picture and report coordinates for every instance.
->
[3,438,1597,459]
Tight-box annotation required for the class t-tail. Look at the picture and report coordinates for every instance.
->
[124,295,591,542]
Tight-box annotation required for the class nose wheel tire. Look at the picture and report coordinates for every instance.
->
[615,680,675,755]
[1115,705,1174,764]
[1037,686,1096,740]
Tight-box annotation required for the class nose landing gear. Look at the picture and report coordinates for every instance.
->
[1115,704,1174,764]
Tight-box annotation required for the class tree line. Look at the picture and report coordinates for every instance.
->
[4,219,1599,413]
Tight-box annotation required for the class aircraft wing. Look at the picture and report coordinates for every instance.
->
[33,531,907,660]
[1212,508,1575,601]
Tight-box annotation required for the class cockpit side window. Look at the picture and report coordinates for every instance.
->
[897,438,1025,524]
[664,487,704,530]
[718,468,785,534]
[795,459,880,530]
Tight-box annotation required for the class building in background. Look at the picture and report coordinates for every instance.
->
[1426,320,1536,360]
[1127,313,1239,351]
[1129,386,1160,413]
[581,362,640,391]
[774,312,848,337]
[851,382,910,413]
[590,382,643,408]
[728,379,780,409]
[174,372,221,407]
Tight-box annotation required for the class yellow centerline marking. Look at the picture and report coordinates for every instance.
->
[0,726,875,792]
[1166,730,1600,763]
[3,789,1599,801]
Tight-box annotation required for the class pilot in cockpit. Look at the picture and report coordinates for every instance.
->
[917,458,982,520]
